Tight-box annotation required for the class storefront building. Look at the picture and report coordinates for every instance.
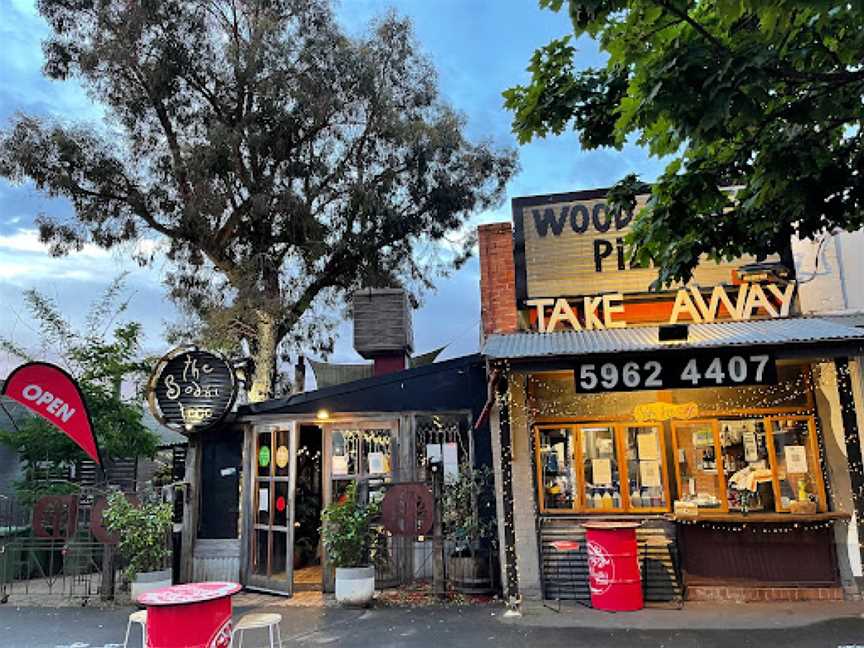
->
[479,188,864,605]
[172,290,492,596]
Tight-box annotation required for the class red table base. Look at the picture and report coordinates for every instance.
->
[138,582,240,648]
[147,596,232,648]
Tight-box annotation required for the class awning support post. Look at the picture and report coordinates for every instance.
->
[834,357,864,573]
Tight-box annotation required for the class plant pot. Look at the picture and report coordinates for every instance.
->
[131,568,172,601]
[334,566,375,606]
[448,552,492,594]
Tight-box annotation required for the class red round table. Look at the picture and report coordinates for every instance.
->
[137,581,241,648]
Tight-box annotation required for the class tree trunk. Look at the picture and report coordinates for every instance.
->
[248,310,278,402]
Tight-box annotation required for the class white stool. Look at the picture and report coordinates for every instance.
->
[229,612,282,648]
[123,609,147,648]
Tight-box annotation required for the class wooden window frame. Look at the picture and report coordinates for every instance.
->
[324,420,398,506]
[535,424,581,514]
[578,423,627,513]
[670,418,729,513]
[533,422,672,514]
[764,415,827,513]
[619,422,671,514]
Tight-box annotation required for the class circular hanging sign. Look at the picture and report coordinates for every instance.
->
[258,446,271,468]
[148,347,238,433]
[276,445,289,469]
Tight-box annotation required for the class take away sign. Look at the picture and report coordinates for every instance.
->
[1,362,101,465]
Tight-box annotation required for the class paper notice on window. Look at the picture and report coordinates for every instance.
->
[368,451,385,475]
[443,442,459,483]
[637,432,659,461]
[332,455,348,476]
[743,431,759,462]
[785,445,809,474]
[640,461,662,487]
[592,458,612,486]
[258,488,269,512]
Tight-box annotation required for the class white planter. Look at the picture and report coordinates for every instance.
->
[131,568,172,601]
[334,566,375,606]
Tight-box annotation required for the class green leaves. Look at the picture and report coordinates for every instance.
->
[442,464,497,554]
[103,491,172,579]
[320,482,383,568]
[3,1,518,399]
[506,0,864,284]
[0,276,158,490]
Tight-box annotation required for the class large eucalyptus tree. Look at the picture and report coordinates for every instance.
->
[1,0,517,400]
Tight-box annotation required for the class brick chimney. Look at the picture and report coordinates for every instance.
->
[478,222,518,337]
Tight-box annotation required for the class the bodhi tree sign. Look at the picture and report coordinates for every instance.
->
[1,362,101,464]
[148,348,238,433]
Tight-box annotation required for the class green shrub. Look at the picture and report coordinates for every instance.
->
[102,491,172,580]
[320,482,381,569]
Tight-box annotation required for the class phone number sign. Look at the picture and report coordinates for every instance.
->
[574,351,777,393]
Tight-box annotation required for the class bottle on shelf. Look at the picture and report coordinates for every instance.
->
[630,485,642,508]
[601,489,613,509]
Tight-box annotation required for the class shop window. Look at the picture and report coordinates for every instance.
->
[538,427,579,510]
[622,424,668,511]
[671,420,725,511]
[670,414,826,516]
[581,424,624,510]
[535,423,671,514]
[416,414,471,484]
[767,417,824,513]
[720,419,774,512]
[330,426,394,505]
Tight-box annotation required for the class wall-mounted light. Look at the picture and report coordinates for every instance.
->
[316,408,330,420]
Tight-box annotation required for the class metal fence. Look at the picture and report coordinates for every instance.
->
[0,490,116,604]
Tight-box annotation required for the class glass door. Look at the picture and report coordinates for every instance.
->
[247,423,296,594]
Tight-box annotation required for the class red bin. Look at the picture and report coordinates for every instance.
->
[583,521,642,612]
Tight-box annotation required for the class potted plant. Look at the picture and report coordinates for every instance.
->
[443,464,497,594]
[320,482,381,606]
[103,490,173,600]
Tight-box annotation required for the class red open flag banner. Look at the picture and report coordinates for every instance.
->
[1,362,101,465]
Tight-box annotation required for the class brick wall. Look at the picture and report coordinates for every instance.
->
[478,222,518,337]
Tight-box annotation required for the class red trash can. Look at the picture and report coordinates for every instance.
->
[583,521,642,611]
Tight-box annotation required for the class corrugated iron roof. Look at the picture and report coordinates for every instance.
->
[482,317,864,359]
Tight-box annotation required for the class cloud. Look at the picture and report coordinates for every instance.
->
[0,0,672,385]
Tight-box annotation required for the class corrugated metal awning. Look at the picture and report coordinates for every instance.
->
[482,317,864,360]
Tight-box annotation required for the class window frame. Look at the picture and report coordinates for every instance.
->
[764,415,826,513]
[533,421,672,514]
[324,420,398,506]
[535,424,581,513]
[670,418,729,514]
[619,422,671,514]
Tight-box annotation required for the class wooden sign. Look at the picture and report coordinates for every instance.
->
[381,483,434,536]
[148,347,237,433]
[513,189,771,303]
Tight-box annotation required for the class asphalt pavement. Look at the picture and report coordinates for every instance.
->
[1,602,864,648]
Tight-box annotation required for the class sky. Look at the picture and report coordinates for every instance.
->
[0,0,666,381]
